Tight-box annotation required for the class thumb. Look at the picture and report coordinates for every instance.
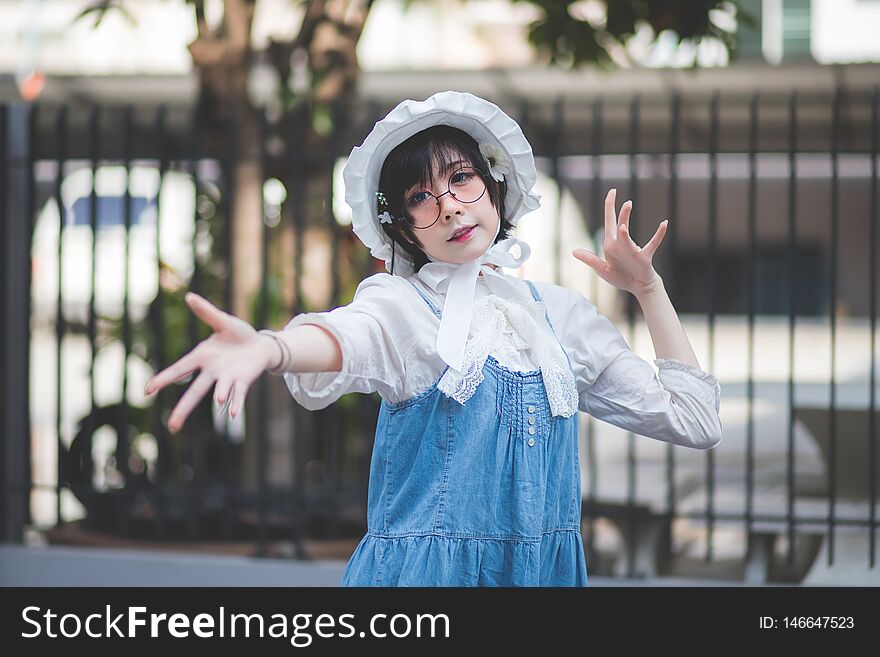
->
[572,248,604,271]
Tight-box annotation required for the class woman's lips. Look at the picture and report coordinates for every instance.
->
[448,226,476,242]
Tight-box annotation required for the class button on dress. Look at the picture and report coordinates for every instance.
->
[341,279,588,586]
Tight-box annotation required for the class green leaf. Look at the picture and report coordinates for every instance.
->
[74,0,137,28]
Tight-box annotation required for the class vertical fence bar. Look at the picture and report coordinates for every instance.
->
[705,91,719,562]
[185,102,201,540]
[291,109,305,317]
[119,104,133,538]
[151,104,168,540]
[354,100,372,504]
[785,91,798,567]
[256,107,270,556]
[0,103,6,538]
[221,96,236,540]
[85,105,99,530]
[1,103,33,541]
[289,103,307,557]
[588,98,603,237]
[625,94,639,576]
[666,92,679,529]
[869,86,878,568]
[54,106,67,528]
[324,98,341,285]
[0,103,4,538]
[584,96,602,563]
[27,106,37,529]
[827,87,841,565]
[745,92,759,563]
[353,100,383,552]
[325,100,343,539]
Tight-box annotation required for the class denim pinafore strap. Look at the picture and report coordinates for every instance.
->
[340,276,588,587]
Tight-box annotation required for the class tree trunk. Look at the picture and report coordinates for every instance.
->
[187,0,264,320]
[186,0,374,497]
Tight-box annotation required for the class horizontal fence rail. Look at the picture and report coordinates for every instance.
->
[2,87,879,583]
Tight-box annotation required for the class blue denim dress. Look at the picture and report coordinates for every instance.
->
[341,278,588,587]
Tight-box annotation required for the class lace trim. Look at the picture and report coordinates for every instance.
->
[438,296,578,418]
[437,297,504,406]
[654,358,719,386]
[655,358,721,411]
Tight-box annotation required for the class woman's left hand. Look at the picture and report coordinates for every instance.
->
[572,188,668,297]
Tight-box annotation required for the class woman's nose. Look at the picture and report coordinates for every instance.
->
[438,192,464,220]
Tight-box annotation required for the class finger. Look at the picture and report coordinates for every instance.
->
[186,292,229,333]
[642,220,669,258]
[145,351,200,395]
[228,385,238,418]
[168,372,214,433]
[216,381,234,419]
[214,377,234,406]
[572,248,606,272]
[230,380,253,418]
[617,201,632,239]
[604,188,618,241]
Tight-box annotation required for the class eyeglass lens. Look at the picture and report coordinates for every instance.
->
[404,167,487,229]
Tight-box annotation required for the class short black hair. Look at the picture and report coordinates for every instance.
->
[377,125,513,273]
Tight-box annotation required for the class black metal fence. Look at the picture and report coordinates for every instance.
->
[2,86,878,582]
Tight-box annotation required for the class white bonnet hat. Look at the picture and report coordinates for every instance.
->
[343,90,542,275]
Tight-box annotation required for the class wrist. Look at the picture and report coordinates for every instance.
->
[257,331,284,372]
[632,273,664,300]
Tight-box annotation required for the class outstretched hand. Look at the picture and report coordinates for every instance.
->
[144,293,274,433]
[572,188,667,297]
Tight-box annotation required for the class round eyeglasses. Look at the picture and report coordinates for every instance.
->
[402,166,489,230]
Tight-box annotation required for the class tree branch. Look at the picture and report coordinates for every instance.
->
[294,0,329,50]
[188,0,256,69]
[193,0,209,38]
[224,0,256,55]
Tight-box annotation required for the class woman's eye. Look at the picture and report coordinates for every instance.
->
[451,171,473,185]
[407,191,430,207]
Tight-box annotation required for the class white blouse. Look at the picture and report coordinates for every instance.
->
[282,271,723,450]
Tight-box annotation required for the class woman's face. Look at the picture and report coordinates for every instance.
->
[401,155,500,266]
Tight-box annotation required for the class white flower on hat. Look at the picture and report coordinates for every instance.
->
[378,210,393,224]
[479,142,511,183]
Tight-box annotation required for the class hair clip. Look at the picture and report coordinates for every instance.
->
[376,191,393,224]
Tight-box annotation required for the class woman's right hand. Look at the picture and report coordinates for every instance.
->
[144,292,277,433]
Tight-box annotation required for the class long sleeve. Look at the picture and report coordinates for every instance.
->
[553,288,723,450]
[282,273,416,410]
